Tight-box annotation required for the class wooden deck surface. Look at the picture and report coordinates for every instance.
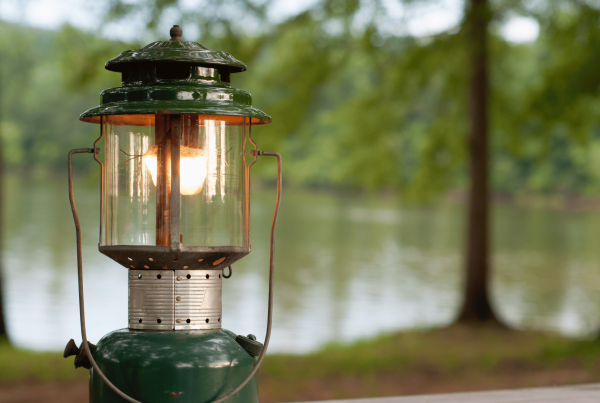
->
[294,383,600,403]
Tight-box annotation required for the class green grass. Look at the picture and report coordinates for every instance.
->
[257,325,600,401]
[262,325,600,378]
[0,338,86,382]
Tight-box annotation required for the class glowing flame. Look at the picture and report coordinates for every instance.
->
[143,145,208,195]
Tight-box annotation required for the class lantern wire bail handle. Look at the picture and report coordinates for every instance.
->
[68,146,282,403]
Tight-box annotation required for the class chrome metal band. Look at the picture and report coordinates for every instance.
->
[128,269,222,330]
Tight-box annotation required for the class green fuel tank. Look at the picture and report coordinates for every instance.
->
[90,329,259,403]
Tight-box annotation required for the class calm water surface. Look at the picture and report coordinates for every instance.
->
[3,173,600,353]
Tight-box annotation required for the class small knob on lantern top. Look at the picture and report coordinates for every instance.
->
[170,25,183,41]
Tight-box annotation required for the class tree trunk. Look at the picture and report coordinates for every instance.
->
[0,195,5,340]
[456,0,503,326]
[0,66,7,341]
[0,162,6,339]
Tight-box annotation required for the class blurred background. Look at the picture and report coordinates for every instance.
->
[3,0,600,401]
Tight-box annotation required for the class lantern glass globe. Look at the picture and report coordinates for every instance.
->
[101,114,249,248]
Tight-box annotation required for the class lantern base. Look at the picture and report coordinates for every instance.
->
[90,328,259,403]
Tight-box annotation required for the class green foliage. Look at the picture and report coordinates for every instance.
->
[3,1,600,199]
[491,2,600,196]
[0,22,122,173]
[56,25,133,91]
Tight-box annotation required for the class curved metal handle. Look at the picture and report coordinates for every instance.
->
[68,147,282,403]
[69,148,141,403]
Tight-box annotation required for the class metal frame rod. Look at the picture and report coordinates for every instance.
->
[170,116,181,252]
[69,148,141,403]
[68,147,282,403]
[209,150,281,403]
[93,118,104,245]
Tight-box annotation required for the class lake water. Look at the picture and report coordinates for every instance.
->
[3,172,600,353]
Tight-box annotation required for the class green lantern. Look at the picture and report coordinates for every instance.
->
[65,25,281,403]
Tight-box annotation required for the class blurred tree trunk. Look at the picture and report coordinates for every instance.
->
[0,149,5,340]
[0,72,6,341]
[456,0,503,326]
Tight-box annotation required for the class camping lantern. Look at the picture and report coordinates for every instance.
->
[64,25,281,403]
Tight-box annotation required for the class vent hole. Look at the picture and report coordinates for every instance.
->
[213,257,226,266]
[205,318,209,323]
[220,70,231,83]
[218,318,221,322]
[186,274,191,279]
[206,274,209,279]
[138,274,142,279]
[157,319,162,324]
[186,319,191,324]
[139,318,142,323]
[156,64,191,80]
[157,274,162,279]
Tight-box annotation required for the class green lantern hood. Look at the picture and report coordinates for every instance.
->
[80,25,270,125]
[105,39,248,74]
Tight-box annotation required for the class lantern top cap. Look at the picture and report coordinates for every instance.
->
[170,25,183,41]
[105,25,247,73]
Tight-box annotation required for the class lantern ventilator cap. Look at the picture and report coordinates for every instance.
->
[170,25,183,41]
[104,25,247,73]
